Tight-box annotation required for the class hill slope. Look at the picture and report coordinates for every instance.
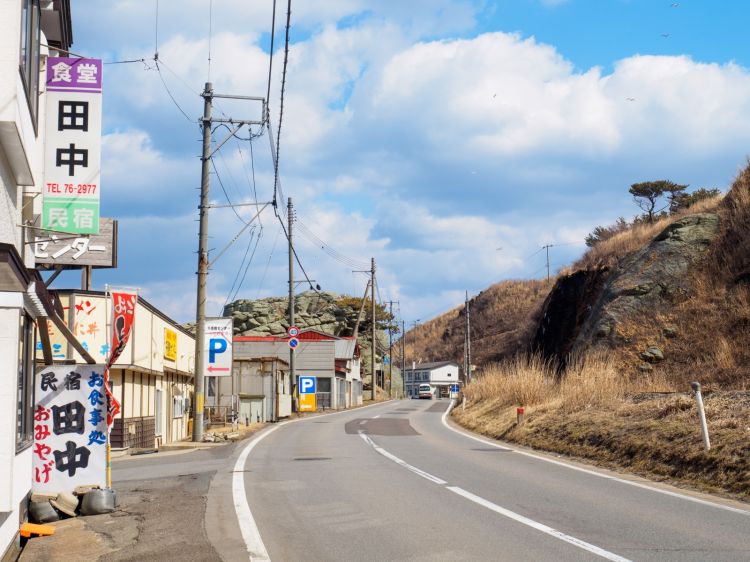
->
[422,163,750,500]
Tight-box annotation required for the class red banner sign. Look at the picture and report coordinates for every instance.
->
[104,290,137,426]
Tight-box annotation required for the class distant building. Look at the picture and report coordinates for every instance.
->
[229,330,363,411]
[207,356,291,423]
[404,361,460,398]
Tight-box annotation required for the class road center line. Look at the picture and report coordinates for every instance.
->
[440,401,750,516]
[358,431,446,484]
[358,430,630,561]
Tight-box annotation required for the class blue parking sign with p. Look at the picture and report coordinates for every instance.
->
[299,376,316,395]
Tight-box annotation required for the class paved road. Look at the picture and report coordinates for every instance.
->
[238,399,750,562]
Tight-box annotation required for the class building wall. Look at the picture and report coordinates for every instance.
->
[0,0,48,554]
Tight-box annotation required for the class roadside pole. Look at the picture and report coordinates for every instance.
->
[401,319,405,398]
[691,382,711,450]
[288,198,296,410]
[193,82,213,442]
[371,258,376,401]
[191,84,266,442]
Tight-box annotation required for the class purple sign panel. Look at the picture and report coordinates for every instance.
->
[46,57,102,93]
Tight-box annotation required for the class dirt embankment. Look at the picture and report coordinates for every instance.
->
[452,163,750,501]
[452,391,750,501]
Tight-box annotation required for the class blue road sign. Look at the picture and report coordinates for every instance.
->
[289,337,299,349]
[299,376,316,395]
[450,384,459,393]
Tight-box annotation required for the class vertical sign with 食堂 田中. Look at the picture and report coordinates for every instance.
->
[298,376,317,412]
[32,365,108,494]
[43,57,103,235]
[164,328,177,362]
[203,318,233,376]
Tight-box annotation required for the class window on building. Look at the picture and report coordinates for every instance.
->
[316,377,331,393]
[16,314,35,451]
[19,0,41,129]
[173,395,184,418]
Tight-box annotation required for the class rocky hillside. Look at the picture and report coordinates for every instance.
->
[223,291,395,382]
[402,279,552,369]
[408,163,750,391]
[224,291,354,337]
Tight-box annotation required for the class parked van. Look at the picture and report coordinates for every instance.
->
[418,384,433,399]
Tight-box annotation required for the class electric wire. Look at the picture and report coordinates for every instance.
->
[209,158,248,224]
[272,0,293,209]
[207,0,214,81]
[295,219,368,270]
[257,222,283,298]
[276,213,322,295]
[266,0,278,117]
[154,60,195,123]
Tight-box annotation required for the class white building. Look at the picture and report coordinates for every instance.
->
[1,1,74,558]
[404,361,460,398]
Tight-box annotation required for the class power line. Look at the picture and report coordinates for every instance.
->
[272,0,293,209]
[266,0,278,115]
[294,218,368,270]
[154,60,195,123]
[209,158,248,224]
[276,212,322,294]
[257,222,283,297]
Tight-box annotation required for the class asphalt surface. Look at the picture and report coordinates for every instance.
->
[239,399,750,562]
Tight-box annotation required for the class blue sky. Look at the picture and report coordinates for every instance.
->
[57,0,750,325]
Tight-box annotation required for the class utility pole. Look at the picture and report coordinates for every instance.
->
[465,291,472,384]
[191,84,266,443]
[385,300,398,398]
[192,82,213,442]
[542,244,554,282]
[401,319,405,398]
[288,197,296,409]
[370,258,376,401]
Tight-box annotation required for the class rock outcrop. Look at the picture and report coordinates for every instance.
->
[533,213,720,368]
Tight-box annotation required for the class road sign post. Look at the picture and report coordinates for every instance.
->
[298,375,316,412]
[203,318,233,376]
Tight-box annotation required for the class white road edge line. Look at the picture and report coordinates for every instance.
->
[359,429,629,561]
[441,401,749,516]
[358,431,447,485]
[233,400,397,561]
[446,486,632,562]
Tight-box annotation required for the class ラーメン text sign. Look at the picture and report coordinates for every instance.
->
[43,57,103,235]
[203,318,233,376]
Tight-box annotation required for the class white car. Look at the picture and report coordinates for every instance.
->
[418,384,433,399]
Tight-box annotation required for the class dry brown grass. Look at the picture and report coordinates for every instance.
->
[465,352,672,413]
[454,352,750,500]
[404,279,552,367]
[573,195,723,271]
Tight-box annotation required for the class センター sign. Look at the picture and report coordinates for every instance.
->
[34,218,117,269]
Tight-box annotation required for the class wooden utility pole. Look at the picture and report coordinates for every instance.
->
[288,197,296,408]
[542,244,554,282]
[465,291,472,383]
[370,258,376,401]
[401,319,405,398]
[192,82,213,442]
[191,83,265,442]
[384,300,398,397]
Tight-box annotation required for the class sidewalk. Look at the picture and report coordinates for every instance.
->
[18,424,267,561]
